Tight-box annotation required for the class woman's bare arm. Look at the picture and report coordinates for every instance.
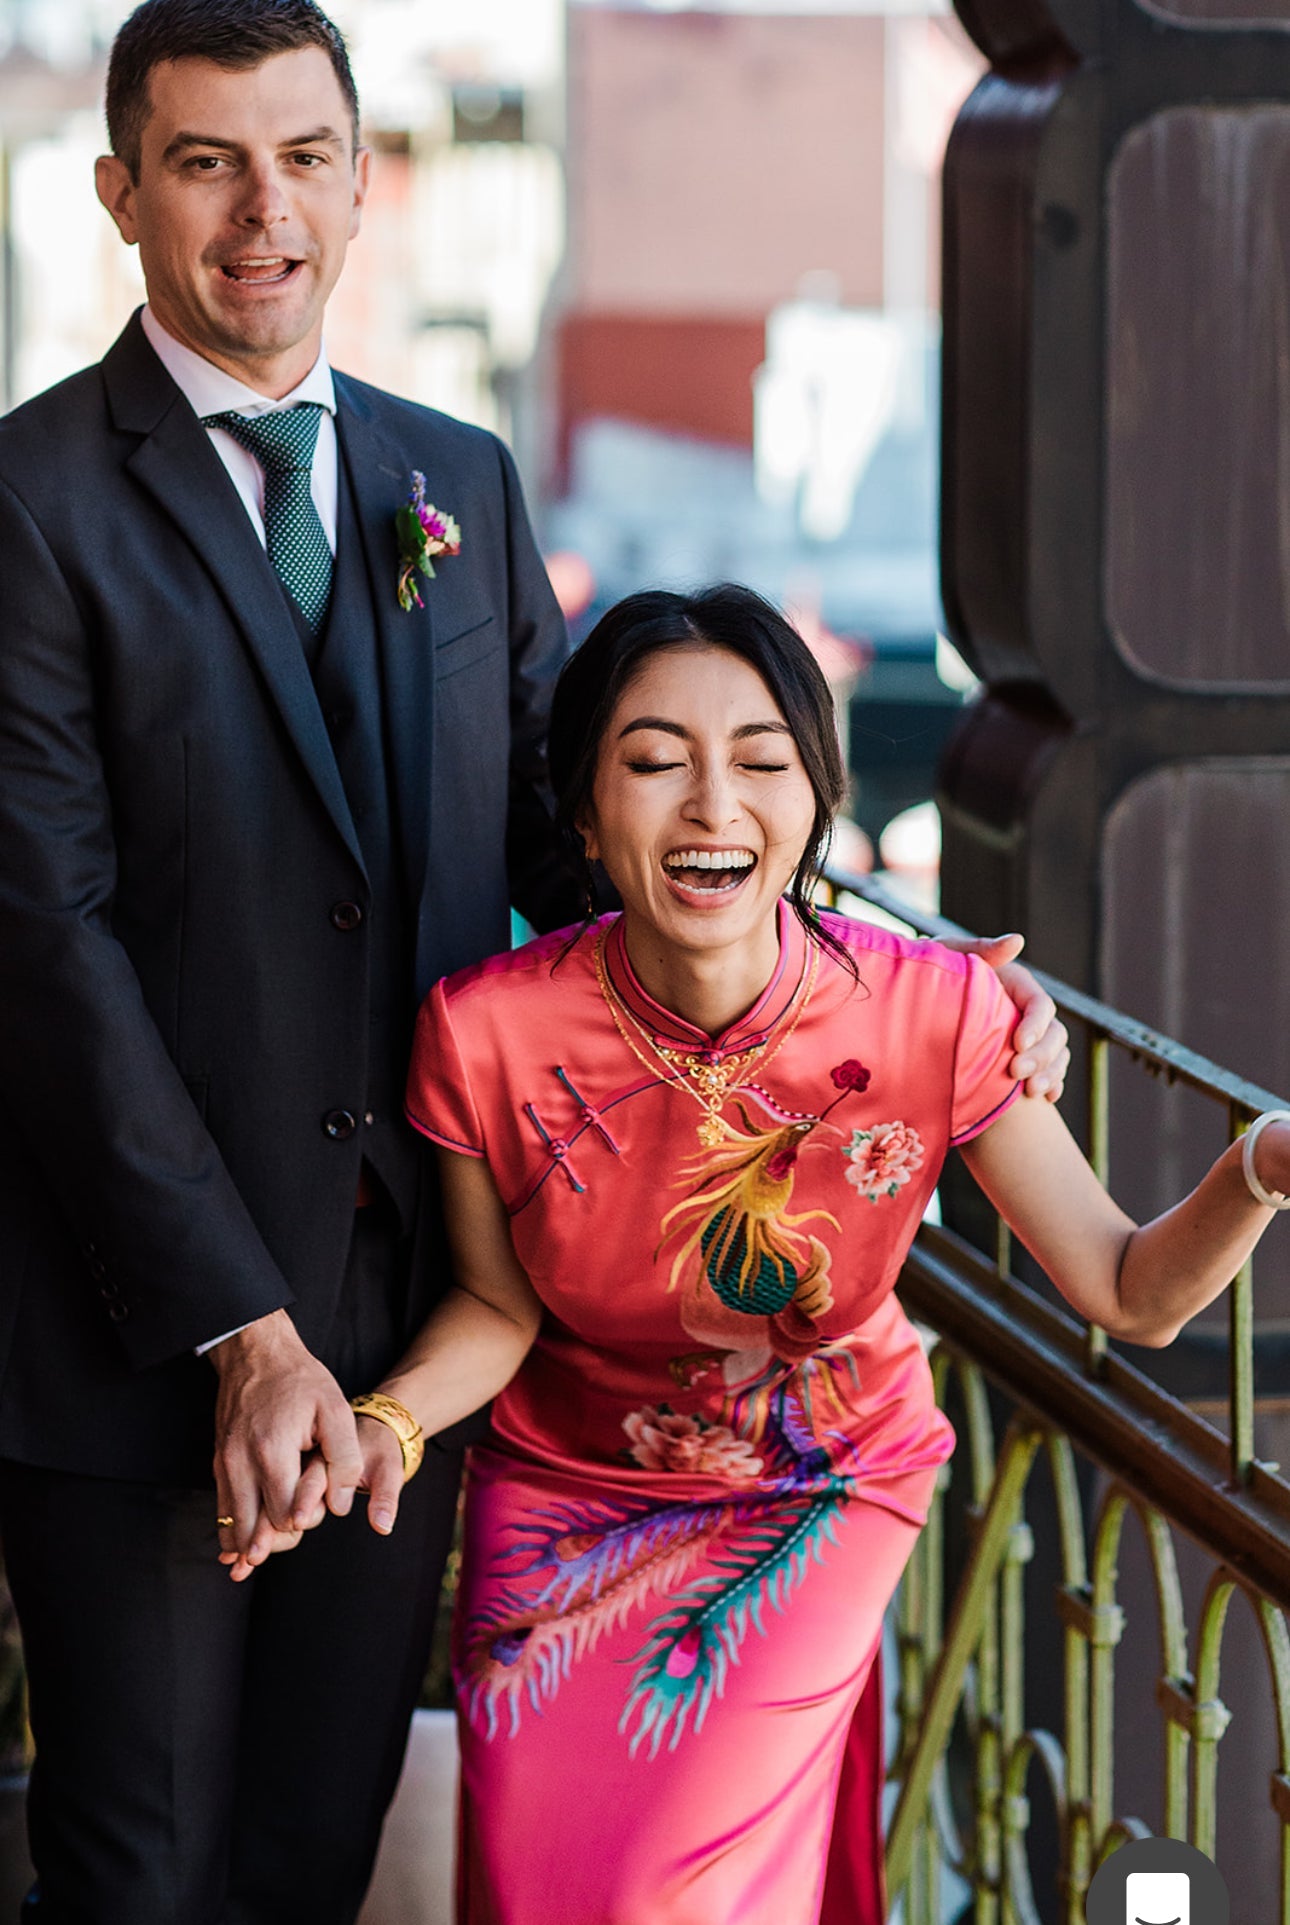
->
[962,1098,1290,1346]
[223,1148,540,1574]
[376,1146,543,1432]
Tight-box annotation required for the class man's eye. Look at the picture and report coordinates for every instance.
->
[291,153,325,167]
[188,155,226,171]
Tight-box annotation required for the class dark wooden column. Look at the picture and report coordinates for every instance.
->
[936,7,1290,1896]
[938,0,1290,1232]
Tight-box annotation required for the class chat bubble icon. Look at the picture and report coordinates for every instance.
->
[1126,1870,1190,1925]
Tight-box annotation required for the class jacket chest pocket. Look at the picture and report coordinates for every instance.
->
[434,614,500,682]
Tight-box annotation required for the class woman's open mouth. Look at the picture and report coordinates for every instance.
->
[661,848,756,901]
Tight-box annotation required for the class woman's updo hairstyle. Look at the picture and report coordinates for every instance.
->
[548,583,850,962]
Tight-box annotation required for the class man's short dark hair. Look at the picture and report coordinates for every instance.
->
[106,0,361,179]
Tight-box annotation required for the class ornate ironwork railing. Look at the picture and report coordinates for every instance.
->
[820,865,1290,1923]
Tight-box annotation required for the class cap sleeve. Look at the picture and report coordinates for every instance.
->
[949,954,1023,1146]
[405,978,486,1158]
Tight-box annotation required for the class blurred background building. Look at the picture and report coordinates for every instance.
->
[0,0,985,890]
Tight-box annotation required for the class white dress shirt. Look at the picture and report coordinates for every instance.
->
[141,305,340,555]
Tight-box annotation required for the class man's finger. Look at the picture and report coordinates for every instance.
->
[214,1464,242,1557]
[290,1455,331,1533]
[215,1444,266,1555]
[243,1438,308,1534]
[1031,1046,1070,1104]
[963,932,1025,970]
[315,1401,363,1518]
[1015,999,1057,1056]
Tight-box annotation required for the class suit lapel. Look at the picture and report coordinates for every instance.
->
[102,317,365,875]
[333,375,436,962]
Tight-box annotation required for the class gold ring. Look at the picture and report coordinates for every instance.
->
[216,1516,235,1529]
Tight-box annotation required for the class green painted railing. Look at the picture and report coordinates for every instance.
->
[820,866,1290,1921]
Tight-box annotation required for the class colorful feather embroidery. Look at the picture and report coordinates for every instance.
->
[620,1487,850,1757]
[460,1381,858,1747]
[459,1495,737,1738]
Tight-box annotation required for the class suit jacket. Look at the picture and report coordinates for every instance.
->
[0,313,573,1480]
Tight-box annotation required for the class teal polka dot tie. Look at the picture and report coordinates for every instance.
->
[205,404,334,634]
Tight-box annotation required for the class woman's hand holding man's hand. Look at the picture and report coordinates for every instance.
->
[220,1416,408,1582]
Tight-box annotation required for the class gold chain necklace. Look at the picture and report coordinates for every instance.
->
[592,926,819,1148]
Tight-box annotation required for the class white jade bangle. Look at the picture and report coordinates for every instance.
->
[1242,1111,1290,1210]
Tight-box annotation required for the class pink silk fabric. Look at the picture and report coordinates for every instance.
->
[407,908,1019,1924]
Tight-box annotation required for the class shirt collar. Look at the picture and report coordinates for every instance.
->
[603,900,810,1057]
[141,305,337,420]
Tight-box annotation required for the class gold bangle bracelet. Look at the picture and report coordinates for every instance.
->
[351,1392,425,1484]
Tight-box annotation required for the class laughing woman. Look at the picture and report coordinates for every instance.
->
[239,586,1290,1924]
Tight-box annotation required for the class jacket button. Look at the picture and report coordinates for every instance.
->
[107,1301,130,1323]
[330,901,364,932]
[323,1109,358,1141]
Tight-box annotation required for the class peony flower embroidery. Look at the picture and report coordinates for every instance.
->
[842,1120,925,1203]
[622,1405,764,1482]
[396,471,462,610]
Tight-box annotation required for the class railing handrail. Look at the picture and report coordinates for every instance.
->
[903,1222,1290,1609]
[823,864,1290,1118]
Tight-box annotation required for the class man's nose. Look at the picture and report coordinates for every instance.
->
[235,162,290,228]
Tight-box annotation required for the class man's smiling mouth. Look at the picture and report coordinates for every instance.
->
[220,257,301,284]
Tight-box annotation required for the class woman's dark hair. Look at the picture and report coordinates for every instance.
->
[107,0,360,179]
[549,583,853,967]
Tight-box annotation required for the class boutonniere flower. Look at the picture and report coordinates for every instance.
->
[396,471,462,610]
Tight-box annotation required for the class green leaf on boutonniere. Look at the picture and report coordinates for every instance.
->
[396,473,462,612]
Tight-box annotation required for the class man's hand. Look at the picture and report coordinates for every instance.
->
[219,1415,406,1582]
[209,1309,363,1559]
[940,932,1069,1103]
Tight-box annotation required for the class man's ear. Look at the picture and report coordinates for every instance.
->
[349,144,372,240]
[96,155,139,245]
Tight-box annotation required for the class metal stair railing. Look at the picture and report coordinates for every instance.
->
[819,864,1290,1922]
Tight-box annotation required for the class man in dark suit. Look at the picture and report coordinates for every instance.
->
[0,2,574,1918]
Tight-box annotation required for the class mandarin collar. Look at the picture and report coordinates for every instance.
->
[602,901,809,1057]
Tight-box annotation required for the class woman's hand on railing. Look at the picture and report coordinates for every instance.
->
[938,931,1070,1103]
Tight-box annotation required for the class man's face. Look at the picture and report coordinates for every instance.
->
[96,46,369,394]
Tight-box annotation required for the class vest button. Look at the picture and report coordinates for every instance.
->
[323,1109,358,1141]
[330,901,364,932]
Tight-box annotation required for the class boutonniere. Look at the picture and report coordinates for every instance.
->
[396,471,462,610]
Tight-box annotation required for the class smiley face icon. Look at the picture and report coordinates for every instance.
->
[1126,1870,1190,1925]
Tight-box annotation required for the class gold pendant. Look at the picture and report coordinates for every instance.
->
[697,1113,726,1149]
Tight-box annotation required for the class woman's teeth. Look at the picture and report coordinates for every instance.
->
[665,851,754,871]
[663,851,755,893]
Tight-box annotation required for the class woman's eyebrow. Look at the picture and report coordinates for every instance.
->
[616,718,792,741]
[618,717,689,741]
